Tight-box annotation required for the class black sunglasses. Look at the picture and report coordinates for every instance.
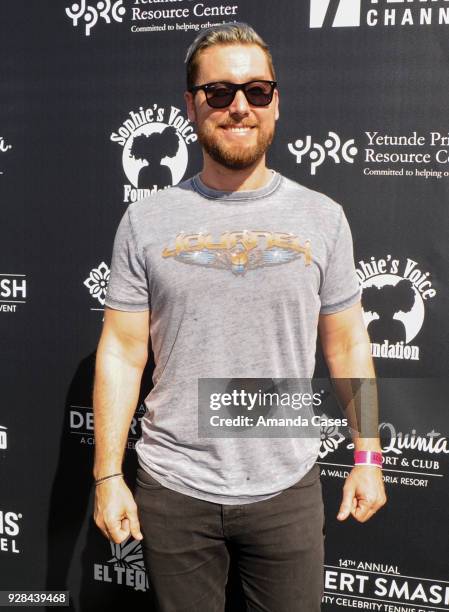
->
[189,80,277,109]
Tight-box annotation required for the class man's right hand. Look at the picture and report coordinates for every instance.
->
[94,477,144,543]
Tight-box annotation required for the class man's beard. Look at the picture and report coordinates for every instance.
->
[196,122,275,170]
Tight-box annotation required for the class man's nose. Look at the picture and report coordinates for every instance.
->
[228,89,250,116]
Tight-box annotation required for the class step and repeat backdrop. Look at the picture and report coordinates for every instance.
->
[1,1,448,610]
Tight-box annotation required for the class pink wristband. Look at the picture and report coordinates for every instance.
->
[354,450,383,468]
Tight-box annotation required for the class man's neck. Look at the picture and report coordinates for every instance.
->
[199,156,273,192]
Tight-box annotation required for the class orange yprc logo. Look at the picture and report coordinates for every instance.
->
[162,230,312,276]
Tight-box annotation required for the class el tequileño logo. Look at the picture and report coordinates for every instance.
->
[111,104,197,203]
[94,536,149,591]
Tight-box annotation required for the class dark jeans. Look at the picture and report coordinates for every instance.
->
[134,463,325,612]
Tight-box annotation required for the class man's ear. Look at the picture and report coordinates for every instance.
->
[184,90,196,123]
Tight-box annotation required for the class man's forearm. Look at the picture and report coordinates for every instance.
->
[326,340,382,453]
[93,351,145,480]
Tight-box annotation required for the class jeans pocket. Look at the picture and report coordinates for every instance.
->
[136,467,165,490]
[289,462,320,489]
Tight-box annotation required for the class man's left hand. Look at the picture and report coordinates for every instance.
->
[337,466,387,522]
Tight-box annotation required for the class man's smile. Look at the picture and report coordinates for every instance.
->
[220,125,257,136]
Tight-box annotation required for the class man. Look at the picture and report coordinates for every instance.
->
[93,23,386,612]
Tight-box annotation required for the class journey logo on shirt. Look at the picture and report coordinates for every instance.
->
[162,230,312,276]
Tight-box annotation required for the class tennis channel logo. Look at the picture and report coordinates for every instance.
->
[310,0,449,29]
[0,510,22,554]
[310,0,361,28]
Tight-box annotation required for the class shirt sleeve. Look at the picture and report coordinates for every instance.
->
[104,208,150,311]
[319,207,361,315]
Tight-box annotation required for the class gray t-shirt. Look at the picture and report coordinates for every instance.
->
[104,170,361,504]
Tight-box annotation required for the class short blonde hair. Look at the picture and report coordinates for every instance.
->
[185,22,276,90]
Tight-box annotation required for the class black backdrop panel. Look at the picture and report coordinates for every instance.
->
[1,2,448,610]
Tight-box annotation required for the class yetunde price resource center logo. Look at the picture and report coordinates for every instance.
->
[65,1,241,36]
[288,130,449,179]
[357,255,436,362]
[111,105,197,203]
[65,1,126,36]
[288,132,357,176]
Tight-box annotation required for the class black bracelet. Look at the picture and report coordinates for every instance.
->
[95,472,123,486]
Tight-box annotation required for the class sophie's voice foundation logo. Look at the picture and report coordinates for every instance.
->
[111,105,197,203]
[357,255,436,361]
